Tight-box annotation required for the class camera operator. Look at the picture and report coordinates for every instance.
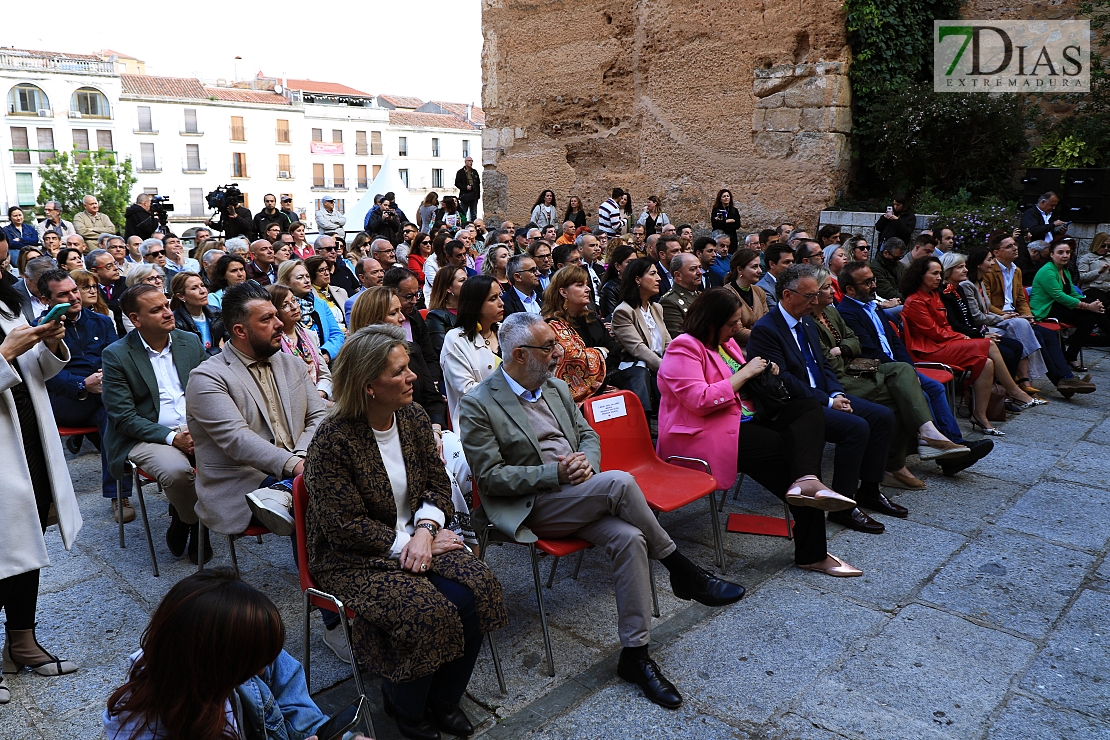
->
[206,195,255,241]
[366,196,402,245]
[124,193,160,241]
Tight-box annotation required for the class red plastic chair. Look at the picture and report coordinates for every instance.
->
[472,481,589,681]
[59,425,138,552]
[419,308,430,320]
[889,320,966,412]
[291,477,369,726]
[122,460,160,576]
[582,390,724,569]
[195,519,271,575]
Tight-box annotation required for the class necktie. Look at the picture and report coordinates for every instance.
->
[794,323,821,389]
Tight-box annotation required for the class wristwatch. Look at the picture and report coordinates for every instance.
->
[416,521,439,538]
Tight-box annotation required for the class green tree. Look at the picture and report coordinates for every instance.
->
[36,148,136,229]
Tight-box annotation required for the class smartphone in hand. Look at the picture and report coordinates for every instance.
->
[39,303,71,325]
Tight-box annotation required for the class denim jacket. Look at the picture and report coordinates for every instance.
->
[103,649,339,740]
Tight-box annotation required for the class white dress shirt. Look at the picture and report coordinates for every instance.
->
[515,286,541,315]
[778,305,842,407]
[140,333,187,444]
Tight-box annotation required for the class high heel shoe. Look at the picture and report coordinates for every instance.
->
[1016,378,1038,395]
[1010,397,1047,410]
[969,419,1005,437]
[2,626,78,676]
[785,475,856,511]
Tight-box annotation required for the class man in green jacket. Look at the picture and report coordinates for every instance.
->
[870,237,907,302]
[102,284,209,561]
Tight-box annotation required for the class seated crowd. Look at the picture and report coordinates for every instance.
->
[0,186,1103,740]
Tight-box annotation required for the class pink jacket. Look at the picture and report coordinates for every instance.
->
[656,333,745,487]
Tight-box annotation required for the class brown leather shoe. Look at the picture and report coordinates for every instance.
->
[828,507,885,534]
[112,498,135,524]
[858,491,910,518]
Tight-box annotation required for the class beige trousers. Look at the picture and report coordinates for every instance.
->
[128,442,198,525]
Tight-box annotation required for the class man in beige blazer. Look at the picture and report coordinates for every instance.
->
[460,312,744,711]
[186,281,326,537]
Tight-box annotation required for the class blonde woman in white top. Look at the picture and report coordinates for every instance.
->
[439,275,504,431]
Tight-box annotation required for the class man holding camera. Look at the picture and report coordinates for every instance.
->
[206,189,255,241]
[366,196,402,245]
[124,194,161,241]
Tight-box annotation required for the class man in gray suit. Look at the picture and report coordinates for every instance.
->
[102,284,209,563]
[756,243,794,312]
[14,256,56,324]
[186,281,326,538]
[460,312,744,711]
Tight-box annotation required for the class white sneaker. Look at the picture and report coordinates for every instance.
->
[245,488,294,536]
[322,623,353,665]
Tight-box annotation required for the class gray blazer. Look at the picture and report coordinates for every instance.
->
[459,368,601,543]
[755,272,778,310]
[13,279,37,325]
[610,301,671,370]
[186,345,326,534]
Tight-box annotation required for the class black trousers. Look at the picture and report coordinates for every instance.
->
[1047,303,1106,361]
[0,475,51,630]
[737,398,828,566]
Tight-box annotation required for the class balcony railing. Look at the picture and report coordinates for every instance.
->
[68,109,112,121]
[182,157,207,173]
[0,52,115,73]
[277,165,296,179]
[357,179,369,189]
[180,127,203,136]
[277,128,291,143]
[231,163,249,179]
[7,108,53,118]
[310,178,348,190]
[9,148,57,165]
[230,125,246,141]
[138,156,162,173]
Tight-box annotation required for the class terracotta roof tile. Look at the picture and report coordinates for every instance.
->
[204,87,290,105]
[388,111,479,130]
[121,74,207,98]
[283,78,372,97]
[378,94,425,109]
[426,101,485,126]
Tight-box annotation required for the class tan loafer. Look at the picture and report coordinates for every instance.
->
[111,498,135,524]
[883,471,927,490]
[797,553,863,577]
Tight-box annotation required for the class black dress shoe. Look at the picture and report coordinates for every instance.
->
[671,567,745,606]
[382,689,441,740]
[187,524,213,565]
[938,438,993,477]
[855,492,908,518]
[165,505,189,558]
[617,653,682,709]
[828,507,885,534]
[430,704,474,737]
[64,435,83,455]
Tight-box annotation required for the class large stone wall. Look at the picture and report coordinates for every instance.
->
[481,0,851,232]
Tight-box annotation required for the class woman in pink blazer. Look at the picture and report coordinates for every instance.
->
[657,288,862,577]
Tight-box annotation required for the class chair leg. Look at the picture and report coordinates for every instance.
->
[488,633,507,695]
[117,480,126,549]
[132,475,159,577]
[529,544,555,677]
[228,535,240,575]
[302,590,312,693]
[196,522,207,573]
[707,493,725,571]
[782,500,794,541]
[256,535,263,544]
[336,606,373,739]
[572,550,585,580]
[649,559,660,618]
[546,555,560,589]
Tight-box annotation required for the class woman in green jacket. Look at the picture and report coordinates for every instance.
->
[1030,241,1109,369]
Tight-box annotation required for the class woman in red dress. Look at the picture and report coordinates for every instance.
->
[900,256,1041,436]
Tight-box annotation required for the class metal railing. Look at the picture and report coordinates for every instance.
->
[277,165,296,179]
[9,148,57,165]
[138,156,162,173]
[310,178,348,190]
[230,125,246,141]
[0,53,115,73]
[231,162,249,178]
[182,157,207,173]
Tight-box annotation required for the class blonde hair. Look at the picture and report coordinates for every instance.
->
[329,324,409,420]
[348,286,397,333]
[276,258,305,286]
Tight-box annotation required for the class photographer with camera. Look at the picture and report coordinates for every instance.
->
[124,194,161,241]
[366,195,402,245]
[205,185,256,241]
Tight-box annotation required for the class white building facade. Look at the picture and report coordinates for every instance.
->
[2,49,482,238]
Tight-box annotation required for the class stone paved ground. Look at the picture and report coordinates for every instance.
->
[3,350,1110,739]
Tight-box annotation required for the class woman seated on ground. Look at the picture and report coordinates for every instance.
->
[305,255,348,331]
[722,248,768,348]
[266,283,333,405]
[1077,232,1110,306]
[277,259,345,363]
[206,254,247,309]
[71,269,112,318]
[481,242,512,294]
[304,326,507,740]
[425,265,466,359]
[440,275,504,431]
[104,568,369,740]
[611,258,671,420]
[901,256,1043,436]
[543,265,609,402]
[1031,239,1110,373]
[941,252,1042,394]
[657,288,861,577]
[811,268,970,490]
[169,271,225,356]
[598,244,637,320]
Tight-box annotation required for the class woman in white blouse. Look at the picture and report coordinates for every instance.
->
[610,258,671,418]
[439,275,504,431]
[530,190,559,229]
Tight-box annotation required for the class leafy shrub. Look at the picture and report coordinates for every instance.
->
[928,201,1019,254]
[1027,134,1098,170]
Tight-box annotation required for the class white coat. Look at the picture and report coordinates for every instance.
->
[440,327,500,432]
[0,311,81,581]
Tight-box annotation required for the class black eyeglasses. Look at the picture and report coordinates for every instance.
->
[516,267,540,275]
[519,343,557,355]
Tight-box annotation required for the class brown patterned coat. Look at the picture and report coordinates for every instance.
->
[304,403,507,682]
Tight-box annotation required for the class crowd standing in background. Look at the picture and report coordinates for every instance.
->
[0,172,1103,738]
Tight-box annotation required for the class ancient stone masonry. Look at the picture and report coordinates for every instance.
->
[481,0,852,231]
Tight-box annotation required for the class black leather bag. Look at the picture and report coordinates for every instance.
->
[744,365,792,422]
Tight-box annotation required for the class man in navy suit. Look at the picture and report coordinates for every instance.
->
[836,261,993,476]
[501,254,544,317]
[693,237,725,289]
[747,264,899,534]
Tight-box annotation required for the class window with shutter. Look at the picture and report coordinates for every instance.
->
[140,142,157,170]
[36,128,54,164]
[186,144,201,170]
[230,116,245,141]
[313,163,325,187]
[312,128,323,142]
[356,131,367,155]
[138,106,153,132]
[277,119,290,143]
[10,127,30,164]
[371,131,383,155]
[96,129,113,152]
[184,108,198,133]
[357,165,368,188]
[332,129,342,144]
[190,188,205,216]
[333,163,345,189]
[72,129,89,161]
